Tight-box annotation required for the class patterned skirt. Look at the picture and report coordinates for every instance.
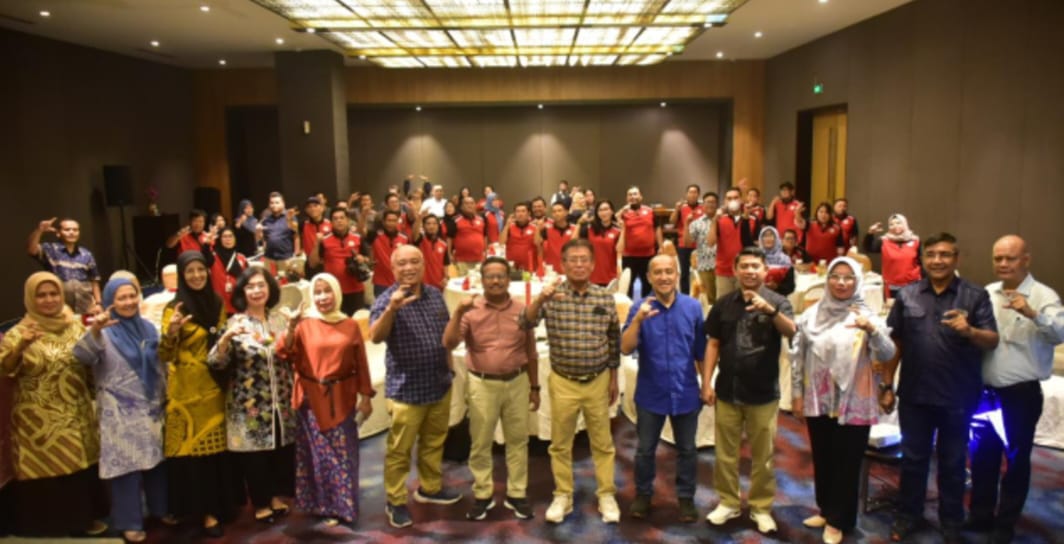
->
[295,404,360,522]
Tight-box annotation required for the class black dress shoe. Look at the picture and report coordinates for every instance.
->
[202,524,224,538]
[990,527,1015,544]
[962,517,994,533]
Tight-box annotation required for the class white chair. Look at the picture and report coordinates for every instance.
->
[275,283,304,311]
[800,285,825,313]
[617,268,632,297]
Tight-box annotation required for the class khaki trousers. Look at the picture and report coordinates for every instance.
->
[467,372,530,499]
[713,399,779,513]
[715,274,738,301]
[383,388,453,505]
[548,371,616,498]
[697,269,717,305]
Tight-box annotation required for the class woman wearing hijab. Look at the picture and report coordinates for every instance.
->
[483,192,505,245]
[759,226,796,296]
[0,272,106,536]
[277,273,374,528]
[75,277,167,543]
[791,257,896,544]
[207,267,296,524]
[203,227,249,315]
[160,251,237,538]
[862,213,922,298]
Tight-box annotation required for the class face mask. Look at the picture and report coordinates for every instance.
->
[726,200,741,213]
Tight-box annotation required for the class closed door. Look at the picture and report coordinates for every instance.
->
[811,110,847,206]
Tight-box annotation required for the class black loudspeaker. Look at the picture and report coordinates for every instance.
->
[103,165,133,207]
[193,187,222,216]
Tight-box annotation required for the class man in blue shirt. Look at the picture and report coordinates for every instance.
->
[258,192,299,270]
[369,245,460,528]
[27,217,102,314]
[621,254,706,523]
[882,232,999,544]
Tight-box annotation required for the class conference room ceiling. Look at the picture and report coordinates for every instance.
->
[0,0,910,68]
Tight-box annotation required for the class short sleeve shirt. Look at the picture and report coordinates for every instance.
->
[370,284,452,404]
[705,287,793,405]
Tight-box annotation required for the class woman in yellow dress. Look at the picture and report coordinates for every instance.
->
[0,272,106,536]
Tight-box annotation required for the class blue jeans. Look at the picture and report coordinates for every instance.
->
[897,401,973,526]
[634,405,699,499]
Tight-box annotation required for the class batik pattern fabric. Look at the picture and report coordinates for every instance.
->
[159,305,227,457]
[294,405,360,522]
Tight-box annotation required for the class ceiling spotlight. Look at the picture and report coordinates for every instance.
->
[660,102,667,108]
[819,0,828,3]
[306,28,316,34]
[703,23,711,28]
[754,31,763,38]
[199,5,210,12]
[537,104,544,110]
[415,106,422,112]
[358,55,366,60]
[150,40,160,47]
[716,51,724,58]
[218,59,227,66]
[39,10,50,17]
[275,38,284,45]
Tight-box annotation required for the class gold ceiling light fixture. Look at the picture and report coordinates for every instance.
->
[251,0,748,68]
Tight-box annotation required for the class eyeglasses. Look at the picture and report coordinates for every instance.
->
[828,274,857,283]
[923,251,957,259]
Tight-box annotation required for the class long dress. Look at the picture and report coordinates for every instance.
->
[277,318,373,522]
[159,304,241,521]
[207,312,296,507]
[0,322,104,536]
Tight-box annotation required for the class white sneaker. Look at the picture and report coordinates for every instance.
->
[545,495,572,524]
[706,504,741,525]
[598,495,620,524]
[750,511,778,533]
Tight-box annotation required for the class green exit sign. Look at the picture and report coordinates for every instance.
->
[813,83,824,94]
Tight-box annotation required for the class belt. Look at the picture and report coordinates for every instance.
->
[552,367,605,384]
[469,367,526,382]
[298,370,357,418]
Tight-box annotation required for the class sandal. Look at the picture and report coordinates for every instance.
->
[123,530,148,543]
[255,508,276,524]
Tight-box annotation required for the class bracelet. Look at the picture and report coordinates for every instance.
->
[530,385,541,391]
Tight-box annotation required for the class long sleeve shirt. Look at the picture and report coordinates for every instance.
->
[983,274,1064,387]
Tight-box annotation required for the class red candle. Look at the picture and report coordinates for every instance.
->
[525,280,532,305]
[528,249,534,273]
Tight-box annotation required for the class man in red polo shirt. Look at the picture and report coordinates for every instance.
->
[536,202,577,274]
[709,187,760,299]
[363,209,416,298]
[415,214,450,290]
[300,195,332,278]
[745,187,766,223]
[309,207,365,314]
[620,186,662,298]
[451,196,488,276]
[669,184,703,295]
[166,208,209,255]
[766,181,804,239]
[832,198,859,250]
[501,201,538,272]
[383,192,417,238]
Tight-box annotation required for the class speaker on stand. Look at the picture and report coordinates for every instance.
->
[103,165,137,274]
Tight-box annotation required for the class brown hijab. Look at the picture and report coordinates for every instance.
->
[19,271,76,334]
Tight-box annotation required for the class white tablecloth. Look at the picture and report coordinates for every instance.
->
[1036,375,1064,449]
[620,356,716,447]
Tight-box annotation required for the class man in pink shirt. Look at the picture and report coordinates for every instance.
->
[443,256,540,521]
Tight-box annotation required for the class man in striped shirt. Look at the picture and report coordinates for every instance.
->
[520,238,621,525]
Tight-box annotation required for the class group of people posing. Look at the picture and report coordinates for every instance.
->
[4,178,1062,544]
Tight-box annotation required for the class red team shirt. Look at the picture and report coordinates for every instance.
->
[301,219,332,260]
[621,206,656,257]
[319,230,363,294]
[772,199,803,240]
[370,230,407,288]
[452,215,487,262]
[803,222,843,263]
[586,225,621,285]
[676,203,704,248]
[418,235,449,288]
[541,223,576,273]
[505,222,538,271]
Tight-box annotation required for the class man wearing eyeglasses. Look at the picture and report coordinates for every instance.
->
[880,232,999,544]
[521,238,621,525]
[444,257,539,522]
[968,235,1064,544]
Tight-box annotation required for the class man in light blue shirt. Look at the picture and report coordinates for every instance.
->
[621,254,706,523]
[969,235,1064,543]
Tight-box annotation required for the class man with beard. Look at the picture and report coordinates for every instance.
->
[308,207,366,314]
[620,186,662,299]
[766,181,804,238]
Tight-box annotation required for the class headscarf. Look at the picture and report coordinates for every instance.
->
[212,227,244,277]
[484,192,504,234]
[19,271,75,334]
[102,278,160,399]
[759,226,792,268]
[305,273,349,323]
[170,251,223,342]
[801,256,876,391]
[883,213,917,243]
[108,270,141,292]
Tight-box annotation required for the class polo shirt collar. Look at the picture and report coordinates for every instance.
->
[919,275,959,295]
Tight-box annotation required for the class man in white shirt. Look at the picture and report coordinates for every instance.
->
[969,235,1064,544]
[420,185,448,218]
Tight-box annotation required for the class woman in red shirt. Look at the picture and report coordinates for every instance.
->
[579,200,622,287]
[862,213,922,298]
[204,227,249,315]
[798,202,845,264]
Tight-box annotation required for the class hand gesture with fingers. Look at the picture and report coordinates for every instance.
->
[940,309,971,336]
[456,294,478,315]
[387,286,418,312]
[742,289,776,315]
[19,322,43,348]
[1002,290,1036,318]
[280,302,306,332]
[538,277,565,303]
[845,306,875,334]
[166,302,193,337]
[38,217,57,234]
[636,296,659,321]
[89,305,119,337]
[869,222,884,235]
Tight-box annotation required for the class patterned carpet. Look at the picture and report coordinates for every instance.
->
[71,412,1064,543]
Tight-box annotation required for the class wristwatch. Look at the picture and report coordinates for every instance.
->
[878,382,893,392]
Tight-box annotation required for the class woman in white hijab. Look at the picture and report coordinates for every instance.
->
[862,213,922,298]
[791,257,896,543]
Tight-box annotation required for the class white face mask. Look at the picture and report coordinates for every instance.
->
[726,200,741,213]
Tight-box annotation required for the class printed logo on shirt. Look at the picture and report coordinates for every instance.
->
[525,228,534,236]
[607,232,616,239]
[348,240,356,247]
[641,209,649,216]
[323,225,331,233]
[437,246,446,254]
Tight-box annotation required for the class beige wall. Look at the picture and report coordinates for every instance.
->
[764,0,1064,287]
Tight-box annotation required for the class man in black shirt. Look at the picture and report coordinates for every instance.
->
[701,247,795,535]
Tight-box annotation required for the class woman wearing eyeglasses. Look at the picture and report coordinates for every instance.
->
[791,257,896,544]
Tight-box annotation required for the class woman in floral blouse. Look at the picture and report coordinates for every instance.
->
[208,267,295,524]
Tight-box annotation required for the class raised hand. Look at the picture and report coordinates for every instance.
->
[636,296,660,321]
[868,222,884,235]
[38,217,57,234]
[280,302,306,331]
[387,286,418,312]
[742,289,776,315]
[845,306,875,333]
[89,305,119,337]
[18,321,43,347]
[538,276,565,303]
[456,294,478,315]
[1002,290,1036,318]
[166,302,193,337]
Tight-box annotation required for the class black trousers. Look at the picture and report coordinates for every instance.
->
[969,381,1043,532]
[341,290,365,316]
[622,256,652,299]
[897,401,973,526]
[238,445,295,508]
[806,416,870,531]
[677,247,694,295]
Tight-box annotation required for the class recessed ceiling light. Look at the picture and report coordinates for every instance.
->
[306,28,316,34]
[150,40,160,47]
[703,23,711,28]
[275,38,284,45]
[39,10,50,17]
[199,5,210,12]
[660,102,667,108]
[716,51,724,58]
[218,59,227,66]
[754,31,763,38]
[537,104,544,109]
[819,0,828,3]
[358,55,366,60]
[415,106,422,111]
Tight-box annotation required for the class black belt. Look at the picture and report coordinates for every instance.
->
[552,367,605,384]
[298,370,357,418]
[469,367,526,382]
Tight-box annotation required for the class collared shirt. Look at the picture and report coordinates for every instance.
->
[370,284,452,404]
[460,296,536,375]
[624,293,706,415]
[621,205,657,257]
[37,242,100,283]
[887,276,997,410]
[705,287,793,405]
[261,213,295,259]
[983,274,1064,387]
[520,281,620,376]
[420,197,448,218]
[687,215,717,272]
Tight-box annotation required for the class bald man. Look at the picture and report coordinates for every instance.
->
[369,245,461,528]
[968,236,1064,543]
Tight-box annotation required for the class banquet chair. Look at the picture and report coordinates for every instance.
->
[617,268,632,297]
